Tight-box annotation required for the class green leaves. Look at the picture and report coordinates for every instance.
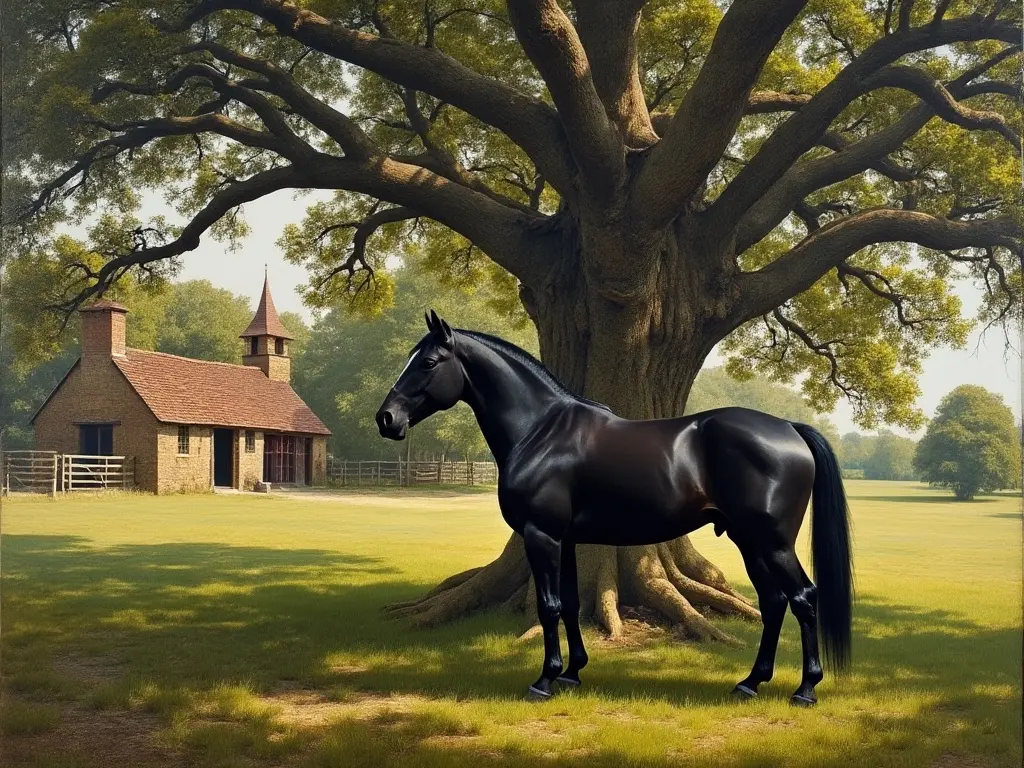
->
[725,242,974,430]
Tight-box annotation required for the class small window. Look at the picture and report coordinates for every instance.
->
[275,338,284,355]
[79,424,114,456]
[250,337,258,355]
[245,430,256,453]
[177,425,190,455]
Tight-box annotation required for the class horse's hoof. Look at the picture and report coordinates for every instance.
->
[731,684,757,700]
[789,693,816,708]
[527,685,553,700]
[555,676,581,688]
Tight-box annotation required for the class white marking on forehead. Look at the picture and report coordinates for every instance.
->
[394,348,422,387]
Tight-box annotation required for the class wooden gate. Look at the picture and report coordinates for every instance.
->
[2,451,59,496]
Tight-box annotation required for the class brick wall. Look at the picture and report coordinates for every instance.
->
[242,335,291,381]
[81,308,126,360]
[235,429,264,490]
[33,361,159,491]
[156,424,212,494]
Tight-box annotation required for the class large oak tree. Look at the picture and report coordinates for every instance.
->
[3,0,1021,639]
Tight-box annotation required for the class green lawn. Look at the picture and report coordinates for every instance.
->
[1,481,1021,768]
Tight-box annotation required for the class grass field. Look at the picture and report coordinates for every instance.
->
[1,481,1021,768]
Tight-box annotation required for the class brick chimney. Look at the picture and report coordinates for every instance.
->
[80,300,128,364]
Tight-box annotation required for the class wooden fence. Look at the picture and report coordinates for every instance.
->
[2,451,60,495]
[326,457,498,487]
[1,451,135,496]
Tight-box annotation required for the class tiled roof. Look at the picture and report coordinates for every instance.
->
[240,277,293,339]
[112,349,331,435]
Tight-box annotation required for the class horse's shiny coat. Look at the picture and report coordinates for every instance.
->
[376,311,852,705]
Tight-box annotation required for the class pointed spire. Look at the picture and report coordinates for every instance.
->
[240,275,294,339]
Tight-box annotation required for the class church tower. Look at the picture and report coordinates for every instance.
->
[241,275,293,382]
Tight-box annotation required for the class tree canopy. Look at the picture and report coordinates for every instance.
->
[838,428,918,478]
[863,428,917,479]
[913,384,1020,499]
[4,0,1021,639]
[3,0,1021,431]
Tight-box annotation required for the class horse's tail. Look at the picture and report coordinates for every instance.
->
[791,422,853,674]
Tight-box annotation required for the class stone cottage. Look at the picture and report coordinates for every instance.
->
[31,278,331,493]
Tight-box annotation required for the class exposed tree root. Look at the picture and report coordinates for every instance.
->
[383,533,760,642]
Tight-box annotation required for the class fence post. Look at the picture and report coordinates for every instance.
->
[51,454,58,497]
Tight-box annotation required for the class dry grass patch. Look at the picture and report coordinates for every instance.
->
[2,694,174,768]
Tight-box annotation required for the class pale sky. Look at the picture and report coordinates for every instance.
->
[155,189,1021,438]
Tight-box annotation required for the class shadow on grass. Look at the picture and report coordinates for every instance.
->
[3,534,1021,766]
[847,487,1021,505]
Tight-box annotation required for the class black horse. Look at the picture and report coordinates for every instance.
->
[376,311,852,706]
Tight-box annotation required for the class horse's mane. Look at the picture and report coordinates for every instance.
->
[456,329,613,413]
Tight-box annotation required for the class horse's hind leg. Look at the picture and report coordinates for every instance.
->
[556,542,588,687]
[731,543,787,699]
[764,546,824,706]
[523,521,563,699]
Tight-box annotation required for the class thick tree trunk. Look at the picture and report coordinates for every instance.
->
[385,224,759,641]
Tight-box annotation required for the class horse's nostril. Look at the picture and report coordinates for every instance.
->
[380,411,393,428]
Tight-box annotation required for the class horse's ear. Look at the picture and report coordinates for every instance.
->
[425,310,436,333]
[438,316,455,348]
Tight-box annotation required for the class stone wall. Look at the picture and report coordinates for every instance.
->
[235,429,264,491]
[155,424,212,494]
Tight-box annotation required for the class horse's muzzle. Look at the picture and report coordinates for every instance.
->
[375,406,408,440]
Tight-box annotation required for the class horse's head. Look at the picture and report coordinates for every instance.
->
[375,309,464,441]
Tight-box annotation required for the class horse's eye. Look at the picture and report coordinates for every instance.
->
[423,358,438,369]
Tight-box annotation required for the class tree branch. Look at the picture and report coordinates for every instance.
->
[709,14,1021,235]
[737,208,1023,321]
[312,205,420,296]
[175,0,575,194]
[506,0,625,198]
[183,41,378,158]
[735,46,1022,252]
[303,155,552,286]
[92,62,315,160]
[631,0,808,229]
[52,166,310,311]
[836,262,952,327]
[768,307,856,401]
[745,91,814,114]
[572,0,658,148]
[864,64,1021,150]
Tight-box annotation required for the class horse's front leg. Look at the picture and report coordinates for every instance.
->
[556,541,588,687]
[523,521,563,699]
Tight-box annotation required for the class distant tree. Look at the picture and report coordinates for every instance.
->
[863,429,917,481]
[914,385,1020,500]
[279,311,310,362]
[156,280,252,362]
[687,366,839,444]
[839,431,874,471]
